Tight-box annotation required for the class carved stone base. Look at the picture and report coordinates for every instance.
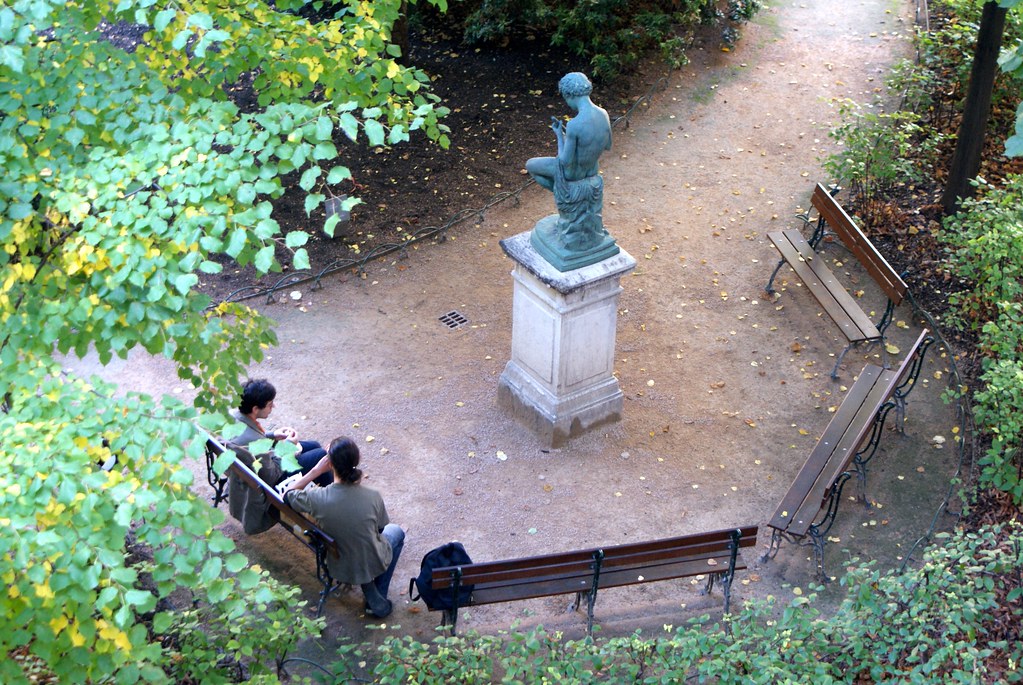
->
[498,230,635,447]
[529,214,620,272]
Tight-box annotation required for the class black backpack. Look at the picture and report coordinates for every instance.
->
[408,542,474,610]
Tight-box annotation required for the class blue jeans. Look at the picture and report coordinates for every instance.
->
[295,441,332,486]
[362,524,405,617]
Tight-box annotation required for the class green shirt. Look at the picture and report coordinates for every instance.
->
[287,482,392,585]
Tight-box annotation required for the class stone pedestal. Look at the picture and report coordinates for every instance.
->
[498,230,636,447]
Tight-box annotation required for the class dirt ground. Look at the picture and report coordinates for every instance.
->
[74,0,968,672]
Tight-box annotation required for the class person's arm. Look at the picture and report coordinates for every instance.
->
[282,454,330,493]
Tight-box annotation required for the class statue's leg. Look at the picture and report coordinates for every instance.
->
[526,156,557,192]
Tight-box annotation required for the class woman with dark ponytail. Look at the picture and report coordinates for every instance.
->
[283,437,405,618]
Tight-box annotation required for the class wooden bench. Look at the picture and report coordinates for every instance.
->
[765,183,909,378]
[762,329,934,579]
[205,439,344,616]
[430,526,758,635]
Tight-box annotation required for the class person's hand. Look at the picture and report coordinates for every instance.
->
[276,427,299,443]
[550,116,565,136]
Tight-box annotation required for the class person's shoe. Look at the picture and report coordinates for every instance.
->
[364,600,393,619]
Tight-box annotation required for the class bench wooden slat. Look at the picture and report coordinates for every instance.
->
[786,367,898,536]
[467,554,749,606]
[433,527,757,588]
[811,184,907,306]
[436,541,749,588]
[768,328,932,539]
[767,365,885,531]
[768,229,879,341]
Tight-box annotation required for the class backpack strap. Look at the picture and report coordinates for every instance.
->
[409,576,421,602]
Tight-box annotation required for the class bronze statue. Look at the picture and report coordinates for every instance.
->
[526,72,619,271]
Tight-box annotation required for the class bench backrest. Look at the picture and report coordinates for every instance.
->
[432,526,758,597]
[811,183,907,306]
[208,438,339,559]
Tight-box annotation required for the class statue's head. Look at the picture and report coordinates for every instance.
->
[558,72,592,99]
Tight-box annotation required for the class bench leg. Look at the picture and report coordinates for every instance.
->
[702,572,716,597]
[761,528,784,562]
[212,478,228,507]
[440,608,458,635]
[765,257,787,295]
[585,589,599,636]
[807,525,829,582]
[721,571,735,615]
[831,342,856,379]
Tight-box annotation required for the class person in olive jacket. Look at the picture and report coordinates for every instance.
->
[283,437,405,618]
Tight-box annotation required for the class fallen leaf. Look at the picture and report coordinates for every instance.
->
[710,381,726,389]
[365,435,375,442]
[543,484,553,492]
[496,451,508,461]
[791,342,803,353]
[798,428,809,435]
[885,343,901,355]
[744,419,756,428]
[453,488,463,496]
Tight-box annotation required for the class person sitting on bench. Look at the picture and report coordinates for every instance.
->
[284,437,406,619]
[230,378,332,487]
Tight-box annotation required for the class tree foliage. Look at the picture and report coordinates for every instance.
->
[0,0,446,681]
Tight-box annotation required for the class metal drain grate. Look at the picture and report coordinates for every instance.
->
[439,310,469,329]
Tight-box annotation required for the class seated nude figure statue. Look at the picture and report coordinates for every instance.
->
[526,72,618,267]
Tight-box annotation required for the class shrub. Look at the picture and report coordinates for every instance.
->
[941,175,1023,502]
[322,522,1023,683]
[823,99,945,219]
[453,0,760,81]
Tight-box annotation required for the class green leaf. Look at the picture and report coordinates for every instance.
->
[315,116,333,141]
[237,184,256,205]
[284,231,308,248]
[338,112,359,141]
[304,193,324,216]
[171,29,192,51]
[323,214,341,238]
[293,248,309,270]
[225,553,249,573]
[253,245,275,273]
[364,119,385,147]
[174,273,199,294]
[326,165,351,185]
[0,45,25,73]
[66,127,85,148]
[225,228,247,258]
[298,166,320,191]
[152,612,173,634]
[153,8,176,32]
